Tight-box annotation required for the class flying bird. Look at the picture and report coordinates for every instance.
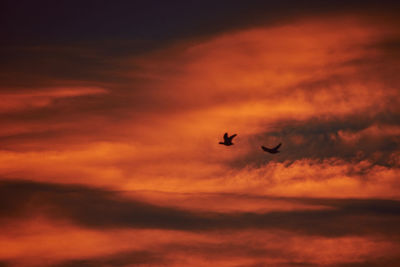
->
[261,143,281,154]
[219,133,237,146]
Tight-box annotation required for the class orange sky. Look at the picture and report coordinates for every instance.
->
[1,5,400,267]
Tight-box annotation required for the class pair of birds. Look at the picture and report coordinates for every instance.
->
[219,132,281,154]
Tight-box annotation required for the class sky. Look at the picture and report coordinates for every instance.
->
[0,1,400,266]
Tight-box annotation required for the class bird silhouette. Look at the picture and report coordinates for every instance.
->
[219,132,237,146]
[261,143,281,153]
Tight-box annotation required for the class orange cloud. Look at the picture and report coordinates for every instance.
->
[0,86,107,113]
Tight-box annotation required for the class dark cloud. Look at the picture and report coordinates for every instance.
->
[231,111,399,169]
[1,180,400,237]
[0,180,208,230]
[368,37,400,58]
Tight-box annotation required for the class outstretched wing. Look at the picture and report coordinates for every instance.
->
[261,146,273,153]
[229,134,237,141]
[273,143,282,150]
[223,133,229,142]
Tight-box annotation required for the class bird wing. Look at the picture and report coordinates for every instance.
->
[273,143,282,150]
[261,146,273,153]
[223,133,229,141]
[229,134,237,141]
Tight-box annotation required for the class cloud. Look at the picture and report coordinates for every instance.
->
[53,250,167,267]
[0,87,107,113]
[225,158,400,198]
[1,180,400,238]
[4,224,397,267]
[0,15,398,157]
[231,112,399,169]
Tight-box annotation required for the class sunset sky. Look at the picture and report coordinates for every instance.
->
[1,1,400,266]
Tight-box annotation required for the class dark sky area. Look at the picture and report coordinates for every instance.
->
[1,0,399,45]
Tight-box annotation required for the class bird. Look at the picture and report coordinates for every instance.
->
[219,132,237,146]
[261,143,281,154]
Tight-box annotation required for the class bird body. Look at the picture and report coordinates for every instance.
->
[261,143,281,153]
[219,133,237,146]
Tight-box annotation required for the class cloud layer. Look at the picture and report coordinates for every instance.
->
[0,3,399,266]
